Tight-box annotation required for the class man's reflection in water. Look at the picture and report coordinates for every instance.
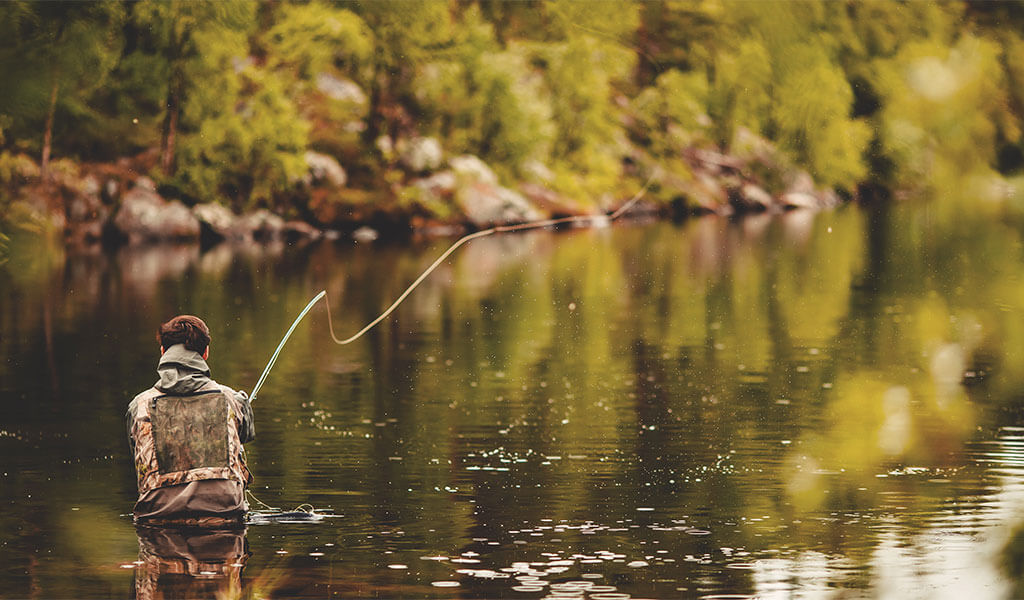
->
[132,525,248,600]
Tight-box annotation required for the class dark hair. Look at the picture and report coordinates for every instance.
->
[158,315,211,353]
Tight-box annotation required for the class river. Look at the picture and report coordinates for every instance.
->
[3,204,1024,598]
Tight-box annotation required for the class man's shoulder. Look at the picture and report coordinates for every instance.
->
[208,380,249,403]
[127,387,161,411]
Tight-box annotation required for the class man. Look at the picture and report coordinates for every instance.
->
[127,315,255,525]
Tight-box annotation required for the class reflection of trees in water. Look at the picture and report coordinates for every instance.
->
[10,208,1024,595]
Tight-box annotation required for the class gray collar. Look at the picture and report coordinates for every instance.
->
[155,344,213,395]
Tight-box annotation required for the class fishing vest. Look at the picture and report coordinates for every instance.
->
[130,385,252,496]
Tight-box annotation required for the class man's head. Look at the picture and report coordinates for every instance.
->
[158,315,211,357]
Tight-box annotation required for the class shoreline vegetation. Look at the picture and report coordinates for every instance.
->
[3,1,1024,254]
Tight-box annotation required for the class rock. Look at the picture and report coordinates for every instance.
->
[400,137,444,173]
[682,171,731,215]
[447,154,542,227]
[282,220,322,243]
[103,179,119,203]
[80,175,101,198]
[519,182,585,216]
[316,73,367,105]
[687,148,745,174]
[731,183,774,212]
[112,184,199,244]
[779,191,821,210]
[731,127,783,169]
[458,182,543,228]
[375,135,395,160]
[778,171,835,210]
[134,176,157,193]
[66,179,104,224]
[785,170,817,195]
[241,209,286,241]
[352,226,379,243]
[304,151,347,187]
[412,171,457,204]
[450,155,498,186]
[192,202,239,243]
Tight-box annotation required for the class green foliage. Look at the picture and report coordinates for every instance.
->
[0,1,124,158]
[0,152,39,187]
[414,6,554,178]
[772,54,872,187]
[523,1,640,202]
[174,32,309,206]
[1,0,1024,216]
[127,1,313,207]
[874,34,1020,209]
[263,2,372,83]
[351,0,453,141]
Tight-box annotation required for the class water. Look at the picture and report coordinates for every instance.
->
[3,205,1024,598]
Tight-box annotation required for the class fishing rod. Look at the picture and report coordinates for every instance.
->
[249,175,656,402]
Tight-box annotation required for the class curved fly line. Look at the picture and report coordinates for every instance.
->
[250,175,656,402]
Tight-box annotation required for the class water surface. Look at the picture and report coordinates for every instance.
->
[3,205,1024,598]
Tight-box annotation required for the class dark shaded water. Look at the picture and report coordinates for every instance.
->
[4,206,1024,598]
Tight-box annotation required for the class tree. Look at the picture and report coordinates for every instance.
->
[350,1,454,146]
[413,4,554,177]
[131,0,255,175]
[0,0,123,180]
[519,0,641,201]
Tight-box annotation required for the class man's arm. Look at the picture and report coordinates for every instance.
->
[125,397,138,456]
[233,390,256,444]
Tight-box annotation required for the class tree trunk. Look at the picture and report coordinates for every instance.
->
[361,66,385,150]
[160,79,181,175]
[41,75,59,183]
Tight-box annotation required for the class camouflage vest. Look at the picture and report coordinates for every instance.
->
[130,384,251,496]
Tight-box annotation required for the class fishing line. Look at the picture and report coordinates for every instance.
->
[250,174,656,402]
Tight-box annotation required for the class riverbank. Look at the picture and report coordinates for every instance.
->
[0,130,843,252]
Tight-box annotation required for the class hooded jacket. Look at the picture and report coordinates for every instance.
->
[126,344,255,523]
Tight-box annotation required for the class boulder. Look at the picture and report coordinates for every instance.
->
[375,135,395,161]
[450,155,498,187]
[134,176,158,192]
[785,171,817,196]
[304,151,347,188]
[192,202,239,243]
[352,226,379,243]
[778,170,836,210]
[730,182,774,212]
[282,219,322,243]
[66,175,106,224]
[112,182,199,244]
[779,191,821,210]
[103,179,119,203]
[315,73,367,105]
[400,137,444,173]
[519,182,586,216]
[458,182,543,228]
[681,171,731,215]
[412,171,457,204]
[730,127,784,169]
[241,209,286,241]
